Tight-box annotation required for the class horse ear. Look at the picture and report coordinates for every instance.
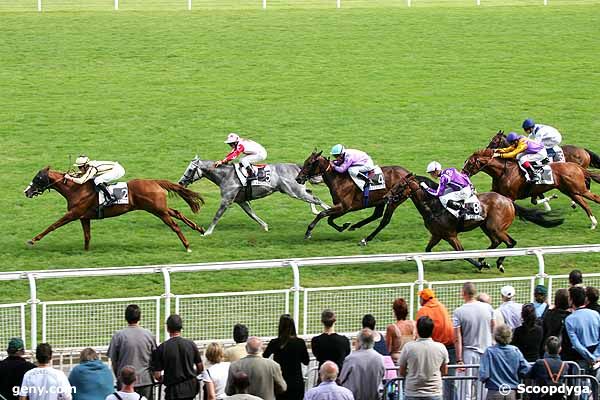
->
[317,150,323,157]
[43,166,51,171]
[194,154,199,160]
[500,130,504,135]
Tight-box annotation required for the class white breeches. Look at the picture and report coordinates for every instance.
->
[541,134,562,148]
[93,164,125,185]
[439,186,473,208]
[240,151,267,168]
[516,149,548,166]
[546,145,565,162]
[347,162,375,178]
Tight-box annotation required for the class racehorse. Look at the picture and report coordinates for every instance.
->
[295,151,410,239]
[24,167,205,252]
[463,149,600,229]
[178,156,329,235]
[361,174,563,272]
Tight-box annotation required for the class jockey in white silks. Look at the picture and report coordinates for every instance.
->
[523,118,565,163]
[64,155,125,206]
[493,131,548,183]
[214,133,268,180]
[329,144,374,183]
[420,161,483,220]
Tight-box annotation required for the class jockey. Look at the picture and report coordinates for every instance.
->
[523,118,565,162]
[64,155,125,206]
[214,133,267,181]
[420,161,480,219]
[329,144,374,183]
[493,131,548,183]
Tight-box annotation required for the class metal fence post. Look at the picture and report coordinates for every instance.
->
[27,274,39,350]
[161,268,172,343]
[413,256,425,313]
[286,261,301,332]
[533,249,546,286]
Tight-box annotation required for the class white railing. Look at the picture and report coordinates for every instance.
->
[2,244,600,350]
[0,303,27,349]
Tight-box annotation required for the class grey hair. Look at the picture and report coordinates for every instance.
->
[358,328,375,349]
[79,347,98,362]
[246,337,262,355]
[494,324,512,345]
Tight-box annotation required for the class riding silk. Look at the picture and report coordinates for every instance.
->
[425,168,473,197]
[234,163,272,187]
[221,139,268,166]
[69,161,125,185]
[497,137,545,158]
[425,168,483,220]
[98,182,130,206]
[331,149,374,175]
[528,124,565,162]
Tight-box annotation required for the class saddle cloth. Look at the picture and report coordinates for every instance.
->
[520,162,554,185]
[98,182,129,206]
[350,166,386,191]
[444,194,485,221]
[234,163,272,187]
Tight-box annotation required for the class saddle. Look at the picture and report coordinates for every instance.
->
[234,163,272,187]
[350,166,386,192]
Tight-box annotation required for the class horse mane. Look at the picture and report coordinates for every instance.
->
[474,148,494,157]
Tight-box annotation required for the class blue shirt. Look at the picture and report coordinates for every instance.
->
[534,302,548,318]
[304,381,355,400]
[68,359,115,400]
[479,344,530,390]
[565,307,600,362]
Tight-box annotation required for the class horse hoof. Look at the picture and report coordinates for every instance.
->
[591,225,597,230]
[498,264,505,273]
[304,233,312,240]
[186,248,192,253]
[481,262,491,270]
[263,225,269,232]
[348,225,356,232]
[358,239,367,246]
[199,226,206,234]
[571,202,577,210]
[26,240,35,247]
[551,194,559,200]
[202,231,213,237]
[341,223,351,231]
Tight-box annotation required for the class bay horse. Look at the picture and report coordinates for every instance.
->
[361,174,563,272]
[178,156,329,235]
[462,149,600,229]
[295,151,410,239]
[24,167,205,252]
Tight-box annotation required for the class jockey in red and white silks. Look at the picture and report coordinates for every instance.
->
[215,133,267,179]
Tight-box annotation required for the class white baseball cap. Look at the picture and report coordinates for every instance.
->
[500,285,515,299]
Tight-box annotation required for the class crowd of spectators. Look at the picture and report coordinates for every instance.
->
[3,269,600,400]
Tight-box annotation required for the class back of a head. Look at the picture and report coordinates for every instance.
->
[232,371,251,393]
[521,304,537,328]
[554,289,570,310]
[278,314,297,343]
[321,309,336,328]
[125,304,141,324]
[569,286,586,308]
[36,343,53,364]
[494,324,513,345]
[205,342,224,364]
[545,336,561,355]
[79,347,98,363]
[358,328,375,349]
[416,316,434,339]
[586,286,599,304]
[361,314,376,330]
[477,293,491,304]
[463,282,476,298]
[393,298,409,321]
[319,361,339,382]
[246,336,263,355]
[233,324,249,344]
[569,269,583,286]
[120,366,137,386]
[167,314,183,333]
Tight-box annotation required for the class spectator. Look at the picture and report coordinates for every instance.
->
[0,338,36,400]
[203,343,231,400]
[68,348,114,400]
[151,315,203,400]
[19,343,72,400]
[497,285,523,330]
[304,361,354,400]
[533,285,549,319]
[512,304,543,362]
[108,304,157,399]
[569,269,583,288]
[527,337,566,400]
[479,325,530,400]
[564,287,600,374]
[264,314,309,400]
[106,366,149,400]
[541,289,575,361]
[386,298,416,364]
[226,337,287,400]
[226,372,263,400]
[477,293,505,328]
[585,286,600,314]
[225,324,249,362]
[453,282,495,400]
[311,310,351,371]
[359,314,388,356]
[399,316,449,400]
[339,328,385,400]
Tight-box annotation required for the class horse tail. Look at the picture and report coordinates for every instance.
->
[157,180,204,214]
[513,203,564,228]
[585,169,600,186]
[585,149,600,169]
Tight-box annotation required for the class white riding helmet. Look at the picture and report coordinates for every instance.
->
[73,155,90,167]
[426,161,442,173]
[224,133,240,144]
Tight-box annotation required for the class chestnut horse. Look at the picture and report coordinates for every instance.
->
[24,167,205,251]
[462,149,600,229]
[361,174,563,272]
[295,151,410,239]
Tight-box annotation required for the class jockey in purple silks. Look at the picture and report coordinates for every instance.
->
[330,144,375,183]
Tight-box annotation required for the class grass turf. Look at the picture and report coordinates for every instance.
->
[1,4,600,304]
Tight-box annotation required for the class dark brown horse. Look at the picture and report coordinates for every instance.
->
[361,174,563,272]
[462,149,600,229]
[24,167,205,251]
[295,151,410,239]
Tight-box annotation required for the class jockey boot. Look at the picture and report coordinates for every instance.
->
[356,172,371,183]
[245,166,257,181]
[524,165,539,183]
[446,200,462,210]
[97,183,116,207]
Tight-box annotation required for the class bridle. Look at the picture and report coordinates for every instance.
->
[26,172,63,196]
[181,159,202,185]
[387,176,419,204]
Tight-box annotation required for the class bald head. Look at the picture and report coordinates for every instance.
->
[319,361,339,382]
[246,336,263,355]
[477,293,491,304]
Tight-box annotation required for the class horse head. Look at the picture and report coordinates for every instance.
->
[487,130,508,149]
[385,173,416,205]
[179,156,203,187]
[296,150,325,184]
[24,167,54,198]
[462,149,495,177]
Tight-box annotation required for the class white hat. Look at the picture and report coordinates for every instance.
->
[426,161,442,173]
[224,133,240,144]
[73,155,89,167]
[500,285,515,299]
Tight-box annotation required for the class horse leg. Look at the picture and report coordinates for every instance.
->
[204,199,233,236]
[445,236,483,270]
[168,208,205,234]
[532,194,557,212]
[305,205,344,239]
[81,219,91,251]
[569,193,598,229]
[360,203,399,246]
[327,215,351,232]
[153,211,191,252]
[580,190,600,229]
[239,201,269,232]
[27,212,79,247]
[284,186,330,215]
[348,204,385,231]
[425,235,442,252]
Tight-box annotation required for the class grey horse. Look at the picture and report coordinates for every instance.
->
[178,156,329,235]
